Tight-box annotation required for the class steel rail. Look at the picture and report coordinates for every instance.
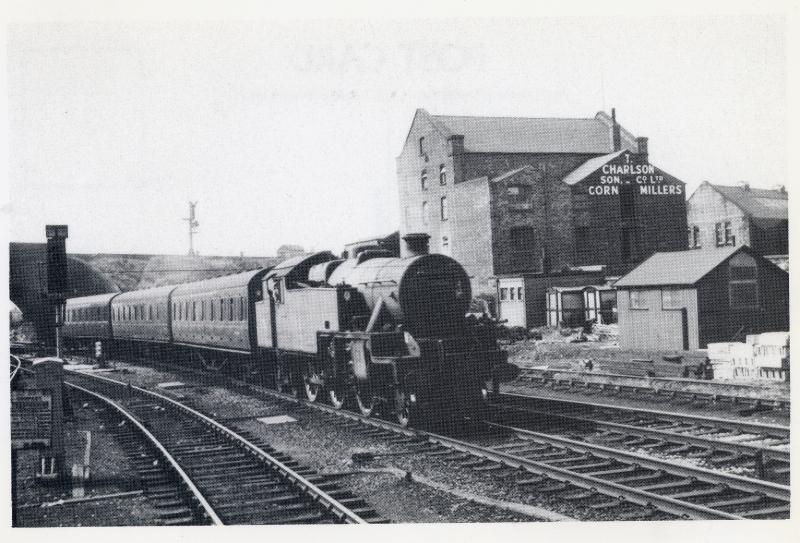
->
[221,378,760,520]
[514,368,790,409]
[492,402,790,464]
[10,355,22,383]
[481,420,790,504]
[498,391,790,439]
[64,368,370,524]
[66,381,224,525]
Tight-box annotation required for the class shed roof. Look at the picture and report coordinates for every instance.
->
[614,246,742,288]
[429,110,639,154]
[706,183,788,220]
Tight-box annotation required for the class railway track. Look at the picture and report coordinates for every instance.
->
[492,392,790,483]
[12,357,386,525]
[96,357,789,521]
[513,367,790,413]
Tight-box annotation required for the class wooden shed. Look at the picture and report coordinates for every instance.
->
[615,246,789,350]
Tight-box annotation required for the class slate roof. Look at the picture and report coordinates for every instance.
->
[614,246,741,287]
[562,150,627,185]
[429,111,639,154]
[706,183,788,220]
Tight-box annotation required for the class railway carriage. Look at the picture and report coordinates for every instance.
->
[63,292,119,347]
[111,285,177,358]
[170,269,270,370]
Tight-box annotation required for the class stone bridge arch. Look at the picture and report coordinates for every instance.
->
[9,243,118,344]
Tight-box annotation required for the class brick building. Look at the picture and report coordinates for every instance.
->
[686,182,788,259]
[397,109,689,317]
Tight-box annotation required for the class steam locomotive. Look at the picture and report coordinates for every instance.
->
[62,235,510,425]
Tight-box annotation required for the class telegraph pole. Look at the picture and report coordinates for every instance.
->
[184,202,199,256]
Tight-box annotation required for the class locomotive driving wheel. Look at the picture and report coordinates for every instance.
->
[303,365,322,403]
[355,385,375,417]
[328,385,349,409]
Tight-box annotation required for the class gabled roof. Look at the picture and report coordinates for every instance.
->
[615,246,739,287]
[411,108,639,154]
[703,183,788,220]
[614,246,774,288]
[562,150,626,185]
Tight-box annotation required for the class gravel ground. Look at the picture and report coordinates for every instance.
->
[14,392,164,527]
[65,359,679,522]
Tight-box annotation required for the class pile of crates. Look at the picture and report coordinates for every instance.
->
[707,332,789,381]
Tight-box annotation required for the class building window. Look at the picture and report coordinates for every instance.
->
[661,289,683,310]
[688,225,701,249]
[442,236,449,248]
[509,288,515,300]
[716,221,735,246]
[422,201,429,225]
[629,290,648,310]
[729,253,758,309]
[420,169,428,190]
[517,287,523,300]
[507,184,531,199]
[500,288,508,301]
[439,164,447,185]
[419,136,425,156]
[440,196,448,221]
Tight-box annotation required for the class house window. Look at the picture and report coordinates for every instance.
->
[688,225,701,249]
[500,288,508,301]
[661,289,683,310]
[629,290,649,310]
[421,169,428,190]
[440,196,448,221]
[439,164,447,185]
[419,136,425,156]
[716,221,735,246]
[729,253,758,309]
[507,184,531,199]
[422,201,429,225]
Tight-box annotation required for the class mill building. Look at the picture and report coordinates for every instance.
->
[397,108,689,326]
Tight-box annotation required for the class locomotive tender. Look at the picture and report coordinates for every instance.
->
[63,237,509,425]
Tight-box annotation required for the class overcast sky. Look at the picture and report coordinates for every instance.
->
[7,15,787,256]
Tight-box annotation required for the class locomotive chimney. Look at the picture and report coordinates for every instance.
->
[403,233,431,257]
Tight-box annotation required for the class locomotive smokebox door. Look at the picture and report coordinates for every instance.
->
[350,338,370,381]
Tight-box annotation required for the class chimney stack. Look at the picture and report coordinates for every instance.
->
[402,233,431,257]
[636,137,649,161]
[611,108,621,151]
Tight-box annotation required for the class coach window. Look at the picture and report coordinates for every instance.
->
[191,301,196,321]
[200,300,205,320]
[229,298,234,321]
[239,296,245,320]
[210,299,215,321]
[149,305,153,320]
[219,299,225,319]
